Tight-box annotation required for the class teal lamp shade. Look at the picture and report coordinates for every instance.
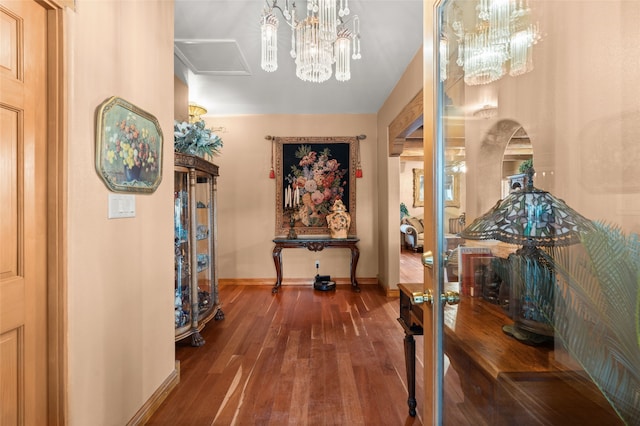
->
[460,168,594,344]
[460,171,594,247]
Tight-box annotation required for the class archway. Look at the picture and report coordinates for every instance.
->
[474,119,533,215]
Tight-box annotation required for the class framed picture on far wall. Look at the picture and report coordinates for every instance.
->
[95,96,163,193]
[274,136,358,236]
[445,172,460,207]
[413,168,424,207]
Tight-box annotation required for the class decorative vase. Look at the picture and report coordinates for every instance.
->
[326,199,351,239]
[124,164,142,182]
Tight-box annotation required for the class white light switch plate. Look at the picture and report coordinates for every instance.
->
[108,194,136,218]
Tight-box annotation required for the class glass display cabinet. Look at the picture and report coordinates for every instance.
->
[174,152,223,346]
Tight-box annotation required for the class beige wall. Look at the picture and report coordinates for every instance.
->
[203,114,378,282]
[65,1,175,424]
[174,76,189,123]
[376,48,424,291]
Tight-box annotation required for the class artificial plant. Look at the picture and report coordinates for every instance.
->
[174,119,223,158]
[400,202,410,220]
[518,158,534,174]
[540,221,640,423]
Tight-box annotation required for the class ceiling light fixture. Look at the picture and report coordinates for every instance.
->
[447,0,540,86]
[188,102,207,123]
[473,104,498,119]
[260,0,361,83]
[448,161,467,173]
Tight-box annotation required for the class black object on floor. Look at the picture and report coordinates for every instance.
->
[314,274,336,291]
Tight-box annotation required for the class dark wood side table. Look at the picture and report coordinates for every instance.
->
[397,283,620,424]
[272,236,360,294]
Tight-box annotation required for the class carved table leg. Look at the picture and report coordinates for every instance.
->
[404,333,417,416]
[350,245,361,292]
[272,245,283,293]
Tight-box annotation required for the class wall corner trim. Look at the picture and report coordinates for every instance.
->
[126,362,180,426]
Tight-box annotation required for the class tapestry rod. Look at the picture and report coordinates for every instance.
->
[264,135,367,140]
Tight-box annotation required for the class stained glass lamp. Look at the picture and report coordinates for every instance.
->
[460,168,594,344]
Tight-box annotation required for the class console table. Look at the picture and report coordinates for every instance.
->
[397,283,620,424]
[272,237,360,293]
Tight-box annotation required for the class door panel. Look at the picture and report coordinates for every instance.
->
[0,328,20,425]
[0,1,48,424]
[0,12,19,281]
[0,7,19,80]
[1,107,19,280]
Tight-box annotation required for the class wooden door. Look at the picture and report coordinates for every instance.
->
[0,1,48,424]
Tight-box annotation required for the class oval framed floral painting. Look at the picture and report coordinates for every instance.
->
[95,96,163,193]
[275,136,357,236]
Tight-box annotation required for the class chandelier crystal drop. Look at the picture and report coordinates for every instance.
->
[261,12,279,72]
[318,0,338,42]
[260,0,361,83]
[463,25,508,85]
[448,0,540,86]
[334,28,352,82]
[296,16,334,82]
[439,36,449,82]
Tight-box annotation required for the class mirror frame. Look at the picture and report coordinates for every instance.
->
[413,168,425,207]
[445,172,460,208]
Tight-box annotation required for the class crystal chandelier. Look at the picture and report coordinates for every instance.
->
[260,0,361,83]
[448,0,540,86]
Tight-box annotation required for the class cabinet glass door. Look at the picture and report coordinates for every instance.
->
[174,168,191,333]
[195,173,214,319]
[433,1,639,424]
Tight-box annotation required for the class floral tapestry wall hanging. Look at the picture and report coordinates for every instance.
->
[275,136,357,236]
[95,96,163,193]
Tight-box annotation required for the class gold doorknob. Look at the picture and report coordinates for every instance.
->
[421,250,434,269]
[441,291,461,305]
[410,289,460,306]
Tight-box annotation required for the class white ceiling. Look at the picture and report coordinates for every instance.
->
[174,0,424,116]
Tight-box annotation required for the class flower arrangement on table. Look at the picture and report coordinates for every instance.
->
[174,119,223,158]
[105,111,159,181]
[285,145,348,227]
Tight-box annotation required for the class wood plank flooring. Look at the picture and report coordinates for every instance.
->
[400,248,423,284]
[147,284,425,426]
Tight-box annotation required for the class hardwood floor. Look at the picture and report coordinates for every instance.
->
[400,248,423,284]
[147,284,425,425]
